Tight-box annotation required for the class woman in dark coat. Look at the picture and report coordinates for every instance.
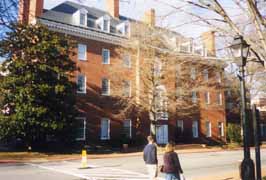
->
[161,142,184,180]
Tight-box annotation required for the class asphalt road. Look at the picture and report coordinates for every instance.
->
[0,149,265,180]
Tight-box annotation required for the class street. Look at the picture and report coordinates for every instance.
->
[0,149,265,180]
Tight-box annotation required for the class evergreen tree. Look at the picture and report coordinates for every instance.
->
[0,23,77,146]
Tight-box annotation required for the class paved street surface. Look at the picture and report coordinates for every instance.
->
[0,149,265,180]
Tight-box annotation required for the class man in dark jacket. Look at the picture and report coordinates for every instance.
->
[143,135,158,180]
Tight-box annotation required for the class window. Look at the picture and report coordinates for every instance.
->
[101,118,110,140]
[205,121,211,137]
[180,42,190,53]
[80,13,86,26]
[103,19,109,32]
[192,121,199,138]
[102,78,110,95]
[177,120,184,134]
[218,122,224,137]
[123,119,132,138]
[191,67,196,80]
[216,72,222,83]
[154,58,162,76]
[77,74,86,93]
[123,80,131,97]
[123,54,131,68]
[78,44,87,60]
[203,69,208,81]
[204,92,210,104]
[124,24,129,35]
[75,117,86,141]
[261,123,266,137]
[192,91,197,103]
[217,92,223,105]
[102,49,110,64]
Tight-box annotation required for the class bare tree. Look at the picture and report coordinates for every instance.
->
[110,22,225,137]
[0,0,18,39]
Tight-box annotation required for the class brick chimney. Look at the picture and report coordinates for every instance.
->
[106,0,119,18]
[19,0,44,24]
[143,8,155,26]
[201,31,216,57]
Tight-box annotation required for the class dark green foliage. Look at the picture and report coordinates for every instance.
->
[0,23,77,146]
[227,123,242,144]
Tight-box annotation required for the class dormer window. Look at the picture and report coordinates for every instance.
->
[103,19,109,31]
[96,15,111,33]
[116,21,130,36]
[77,8,88,27]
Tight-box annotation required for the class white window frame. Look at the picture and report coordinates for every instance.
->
[203,69,208,81]
[102,49,110,64]
[79,12,86,26]
[218,122,224,137]
[217,92,223,105]
[96,15,110,33]
[205,92,210,104]
[78,44,87,61]
[177,120,184,133]
[77,74,86,94]
[101,118,110,140]
[123,119,132,138]
[206,121,212,137]
[191,67,196,80]
[101,78,110,96]
[192,120,199,138]
[116,21,130,36]
[216,72,222,83]
[192,91,197,103]
[75,117,86,141]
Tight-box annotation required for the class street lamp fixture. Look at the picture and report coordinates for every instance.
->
[230,35,255,180]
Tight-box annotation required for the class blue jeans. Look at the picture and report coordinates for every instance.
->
[165,173,180,180]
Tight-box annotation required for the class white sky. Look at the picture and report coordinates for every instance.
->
[44,0,210,38]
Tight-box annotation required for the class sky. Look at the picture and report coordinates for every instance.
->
[44,0,210,38]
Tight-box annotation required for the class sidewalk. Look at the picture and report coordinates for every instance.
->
[0,144,265,163]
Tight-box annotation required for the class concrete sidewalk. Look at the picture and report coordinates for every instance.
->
[0,144,265,163]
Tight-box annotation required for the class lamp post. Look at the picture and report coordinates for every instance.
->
[230,35,255,180]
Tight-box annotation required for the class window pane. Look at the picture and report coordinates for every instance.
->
[191,67,196,80]
[203,69,208,81]
[217,92,222,105]
[103,19,109,31]
[123,80,131,97]
[102,49,110,64]
[205,121,211,137]
[78,44,87,60]
[192,121,199,138]
[102,78,110,95]
[205,92,210,104]
[123,54,131,68]
[80,13,86,25]
[218,122,224,137]
[123,119,131,138]
[75,118,86,140]
[77,74,86,93]
[101,118,110,139]
[177,120,184,133]
[192,91,197,103]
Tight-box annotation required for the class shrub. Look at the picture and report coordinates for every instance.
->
[226,123,242,144]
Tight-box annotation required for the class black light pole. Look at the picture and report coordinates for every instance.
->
[230,35,255,180]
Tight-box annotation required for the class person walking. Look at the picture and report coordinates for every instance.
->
[161,142,184,180]
[143,135,158,180]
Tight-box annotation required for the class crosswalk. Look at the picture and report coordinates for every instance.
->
[27,161,164,180]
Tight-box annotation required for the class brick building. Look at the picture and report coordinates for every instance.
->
[19,0,226,145]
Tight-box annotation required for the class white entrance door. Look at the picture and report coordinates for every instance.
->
[156,125,168,144]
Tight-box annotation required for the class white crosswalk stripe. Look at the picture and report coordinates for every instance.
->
[27,161,164,180]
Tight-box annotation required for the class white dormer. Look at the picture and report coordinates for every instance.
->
[73,8,88,27]
[96,15,111,33]
[179,41,191,53]
[116,21,130,36]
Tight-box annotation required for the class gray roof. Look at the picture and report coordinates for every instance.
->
[42,1,124,34]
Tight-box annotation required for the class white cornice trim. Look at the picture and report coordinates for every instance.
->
[38,18,127,46]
